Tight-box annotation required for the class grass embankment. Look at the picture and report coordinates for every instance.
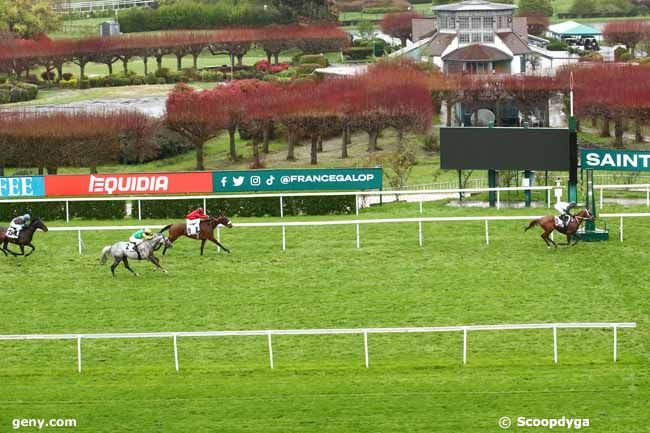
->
[0,200,648,432]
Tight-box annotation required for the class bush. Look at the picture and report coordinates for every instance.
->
[59,79,78,88]
[41,71,56,81]
[0,201,125,221]
[361,6,403,13]
[62,72,74,81]
[0,89,10,104]
[155,67,171,79]
[299,54,329,67]
[297,63,322,75]
[342,46,374,60]
[154,126,193,159]
[167,71,189,83]
[579,52,603,62]
[156,77,167,85]
[144,73,159,85]
[546,38,568,51]
[199,70,224,82]
[614,46,628,61]
[131,77,144,85]
[16,83,38,100]
[9,87,28,102]
[619,52,634,62]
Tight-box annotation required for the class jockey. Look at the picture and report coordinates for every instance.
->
[7,213,31,239]
[129,228,154,259]
[554,201,576,226]
[186,207,209,236]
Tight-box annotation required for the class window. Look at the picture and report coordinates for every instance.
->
[483,33,495,43]
[449,17,457,29]
[483,16,494,29]
[472,33,481,43]
[471,17,482,29]
[459,17,469,30]
[459,33,470,43]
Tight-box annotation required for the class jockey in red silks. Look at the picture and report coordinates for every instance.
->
[185,207,209,236]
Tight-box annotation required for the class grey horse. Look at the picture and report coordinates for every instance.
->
[99,233,172,277]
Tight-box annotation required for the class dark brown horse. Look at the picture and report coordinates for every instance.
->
[525,208,594,247]
[0,218,49,257]
[159,215,232,256]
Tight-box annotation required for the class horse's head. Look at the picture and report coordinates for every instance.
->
[577,208,595,221]
[150,233,172,251]
[30,218,48,232]
[212,215,233,228]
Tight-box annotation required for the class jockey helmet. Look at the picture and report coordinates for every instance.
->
[144,228,153,236]
[197,207,204,212]
[23,213,31,221]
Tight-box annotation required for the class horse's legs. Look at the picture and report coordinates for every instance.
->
[122,257,139,277]
[148,255,167,273]
[162,234,179,256]
[542,230,557,248]
[200,239,206,256]
[24,244,35,257]
[110,258,121,277]
[207,235,230,253]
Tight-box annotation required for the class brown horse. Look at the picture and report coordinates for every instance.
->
[0,218,48,257]
[525,208,594,248]
[159,215,233,256]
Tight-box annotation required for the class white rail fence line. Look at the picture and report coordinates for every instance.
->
[0,323,635,373]
[0,186,555,222]
[56,0,154,12]
[47,211,650,254]
[597,184,650,209]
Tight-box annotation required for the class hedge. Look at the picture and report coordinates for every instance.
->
[118,1,291,33]
[0,196,355,222]
[343,46,374,60]
[0,82,38,104]
[299,54,329,67]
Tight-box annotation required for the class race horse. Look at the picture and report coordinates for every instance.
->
[0,218,49,257]
[525,208,594,248]
[99,233,172,277]
[159,215,233,256]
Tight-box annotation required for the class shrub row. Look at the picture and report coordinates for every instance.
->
[118,1,291,33]
[342,46,374,60]
[0,82,38,104]
[0,196,355,221]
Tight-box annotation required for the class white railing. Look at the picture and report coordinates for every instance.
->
[0,185,555,222]
[55,0,155,12]
[597,184,650,209]
[47,211,648,254]
[0,322,635,372]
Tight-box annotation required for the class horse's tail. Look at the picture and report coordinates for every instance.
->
[524,219,540,232]
[159,224,172,233]
[99,246,111,265]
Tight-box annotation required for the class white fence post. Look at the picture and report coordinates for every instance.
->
[363,330,369,368]
[613,325,617,363]
[496,190,501,209]
[647,187,649,207]
[355,194,360,249]
[65,201,70,223]
[203,198,207,213]
[418,220,423,247]
[279,196,284,218]
[137,200,142,220]
[484,220,489,245]
[173,334,179,372]
[547,189,551,208]
[267,332,274,369]
[462,327,468,365]
[553,326,558,364]
[77,336,82,373]
[600,188,603,209]
[282,225,286,251]
[620,217,624,242]
[77,230,83,255]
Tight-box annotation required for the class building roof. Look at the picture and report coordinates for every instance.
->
[422,32,456,56]
[434,0,517,12]
[443,44,512,62]
[512,16,528,39]
[548,21,601,36]
[498,32,532,55]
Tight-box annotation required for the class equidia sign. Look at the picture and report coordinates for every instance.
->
[212,168,383,192]
[44,172,213,196]
[581,149,650,171]
[0,176,45,198]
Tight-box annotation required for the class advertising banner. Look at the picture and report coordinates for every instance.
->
[44,172,213,196]
[581,148,650,171]
[212,168,383,192]
[0,176,45,198]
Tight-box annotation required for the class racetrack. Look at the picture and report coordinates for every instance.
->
[0,201,648,432]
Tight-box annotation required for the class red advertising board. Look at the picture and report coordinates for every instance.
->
[44,172,212,196]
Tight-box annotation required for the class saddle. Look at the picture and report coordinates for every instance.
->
[554,215,574,229]
[186,219,201,237]
[126,242,143,259]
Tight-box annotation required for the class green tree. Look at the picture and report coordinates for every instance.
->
[271,0,337,21]
[569,0,597,16]
[0,0,61,39]
[517,0,553,17]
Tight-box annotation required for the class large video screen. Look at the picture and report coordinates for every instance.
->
[440,127,573,171]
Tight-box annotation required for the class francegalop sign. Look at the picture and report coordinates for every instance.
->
[581,149,650,171]
[212,168,383,193]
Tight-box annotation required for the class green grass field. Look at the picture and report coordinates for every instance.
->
[0,199,648,432]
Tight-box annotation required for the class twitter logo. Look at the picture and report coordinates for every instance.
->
[233,176,245,187]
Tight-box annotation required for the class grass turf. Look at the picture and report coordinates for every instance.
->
[0,201,648,432]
